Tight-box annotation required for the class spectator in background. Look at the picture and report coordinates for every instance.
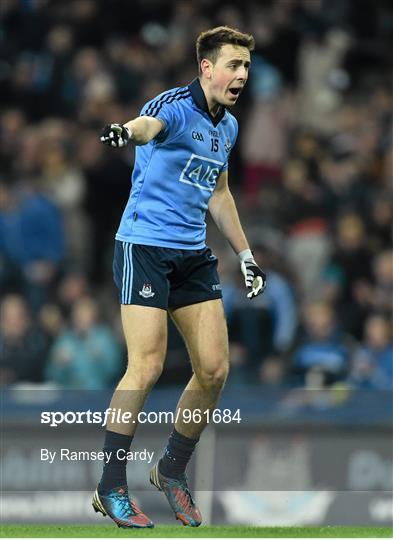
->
[349,314,393,389]
[38,302,65,351]
[42,25,75,115]
[258,355,287,388]
[292,301,354,387]
[0,179,64,311]
[62,47,115,115]
[281,157,330,299]
[46,296,122,389]
[0,295,48,386]
[347,249,393,333]
[0,109,27,175]
[319,150,365,222]
[56,271,90,318]
[38,122,91,272]
[367,192,393,253]
[12,127,42,179]
[240,53,292,204]
[296,29,351,134]
[321,212,373,339]
[371,250,393,317]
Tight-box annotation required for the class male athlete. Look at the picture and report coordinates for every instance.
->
[92,26,266,528]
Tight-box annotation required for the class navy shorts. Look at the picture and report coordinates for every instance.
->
[113,241,223,310]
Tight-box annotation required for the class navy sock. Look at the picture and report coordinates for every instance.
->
[159,428,199,479]
[98,430,133,492]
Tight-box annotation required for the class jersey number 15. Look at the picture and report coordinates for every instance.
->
[210,138,219,152]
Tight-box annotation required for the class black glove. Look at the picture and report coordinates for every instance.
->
[240,255,267,299]
[100,124,131,147]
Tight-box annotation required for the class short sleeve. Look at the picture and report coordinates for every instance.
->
[140,89,187,142]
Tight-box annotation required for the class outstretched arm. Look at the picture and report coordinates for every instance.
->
[209,170,267,298]
[100,116,164,147]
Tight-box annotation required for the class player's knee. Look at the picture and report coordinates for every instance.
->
[124,354,164,389]
[198,361,229,391]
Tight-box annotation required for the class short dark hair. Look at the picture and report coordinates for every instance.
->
[196,26,255,74]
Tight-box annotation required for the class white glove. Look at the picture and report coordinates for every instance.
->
[239,249,267,299]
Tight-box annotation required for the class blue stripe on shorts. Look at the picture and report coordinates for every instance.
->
[121,242,133,303]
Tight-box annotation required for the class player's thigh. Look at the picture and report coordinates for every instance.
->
[121,304,168,370]
[169,299,229,378]
[113,241,171,369]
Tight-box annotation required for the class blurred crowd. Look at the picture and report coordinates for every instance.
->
[1,0,392,394]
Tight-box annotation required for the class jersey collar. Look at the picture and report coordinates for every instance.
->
[188,78,226,127]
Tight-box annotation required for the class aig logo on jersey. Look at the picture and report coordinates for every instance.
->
[180,154,224,192]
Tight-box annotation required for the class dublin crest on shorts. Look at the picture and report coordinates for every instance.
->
[139,283,155,298]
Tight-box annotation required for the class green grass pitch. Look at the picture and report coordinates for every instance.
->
[0,525,392,537]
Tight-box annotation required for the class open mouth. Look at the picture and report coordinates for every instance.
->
[228,88,241,96]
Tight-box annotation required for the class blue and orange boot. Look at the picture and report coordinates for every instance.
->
[92,486,154,528]
[149,463,202,527]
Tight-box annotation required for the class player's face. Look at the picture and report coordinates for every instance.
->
[210,44,251,106]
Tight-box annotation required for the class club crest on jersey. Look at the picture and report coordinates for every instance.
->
[139,283,155,298]
[180,153,224,192]
[224,138,232,153]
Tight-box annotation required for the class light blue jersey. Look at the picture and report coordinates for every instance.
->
[116,78,238,249]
